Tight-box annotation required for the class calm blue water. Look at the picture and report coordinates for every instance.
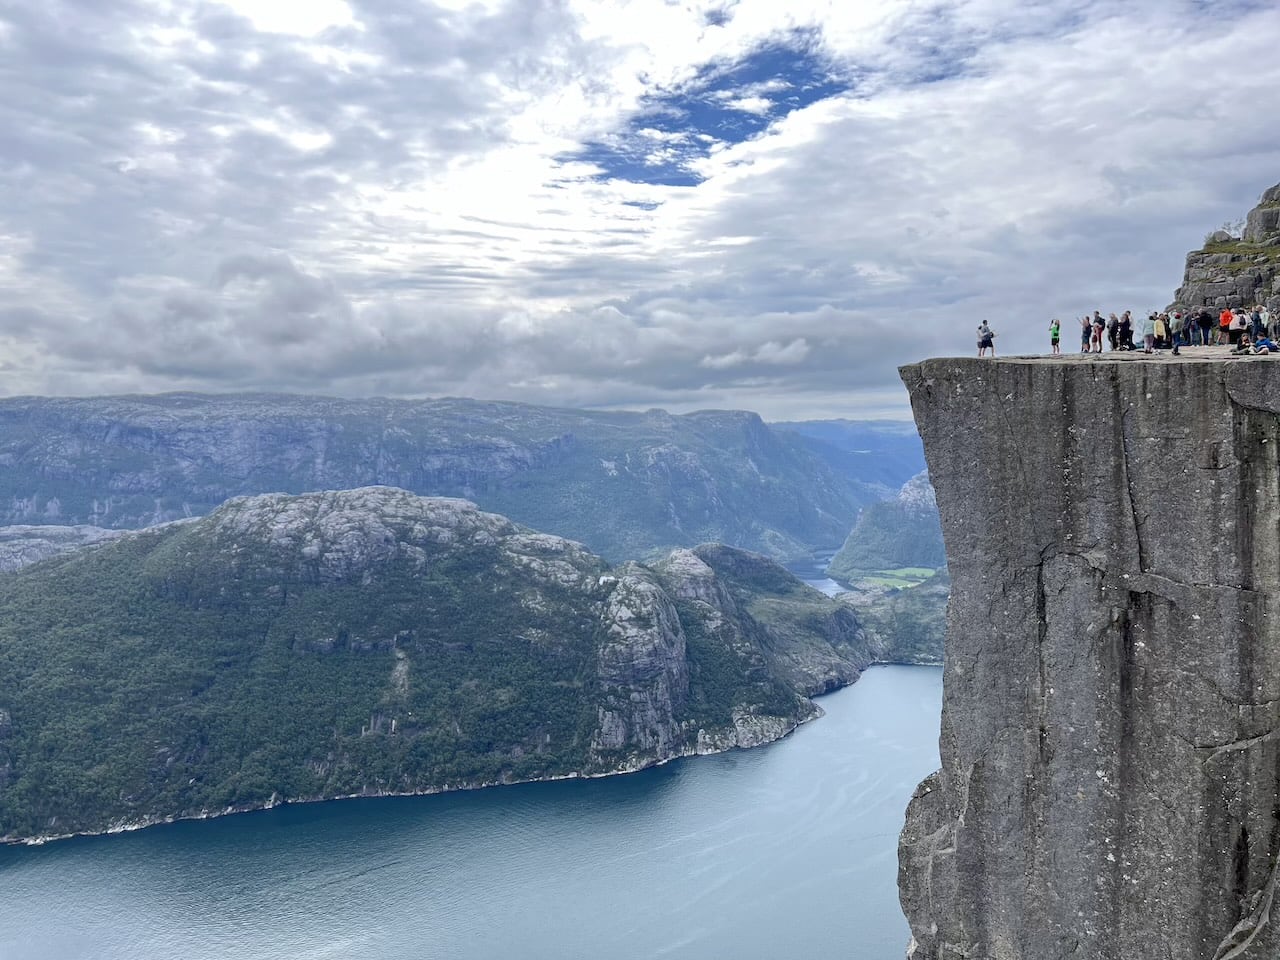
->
[0,665,941,960]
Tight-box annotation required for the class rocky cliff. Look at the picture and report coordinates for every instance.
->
[0,394,879,563]
[1173,183,1280,315]
[898,355,1280,959]
[0,487,875,843]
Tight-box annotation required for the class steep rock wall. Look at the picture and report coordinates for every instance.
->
[1173,183,1280,316]
[898,355,1280,960]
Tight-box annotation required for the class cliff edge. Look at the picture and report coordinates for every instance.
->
[898,355,1280,959]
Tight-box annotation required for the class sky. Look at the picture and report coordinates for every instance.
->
[1,0,1279,420]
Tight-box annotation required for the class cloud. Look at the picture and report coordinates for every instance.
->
[702,338,810,368]
[0,0,1278,417]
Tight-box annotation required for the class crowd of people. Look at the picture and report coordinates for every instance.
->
[979,305,1277,358]
[1060,306,1275,355]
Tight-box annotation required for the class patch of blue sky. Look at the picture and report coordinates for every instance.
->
[567,29,853,187]
[703,6,732,27]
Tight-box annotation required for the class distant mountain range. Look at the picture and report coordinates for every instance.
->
[0,394,913,564]
[771,418,926,491]
[0,488,922,843]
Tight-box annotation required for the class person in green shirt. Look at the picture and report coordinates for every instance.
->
[1049,318,1061,355]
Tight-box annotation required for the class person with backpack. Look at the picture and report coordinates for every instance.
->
[977,321,996,357]
[1091,311,1106,352]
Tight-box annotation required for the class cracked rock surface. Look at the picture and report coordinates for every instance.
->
[898,356,1280,960]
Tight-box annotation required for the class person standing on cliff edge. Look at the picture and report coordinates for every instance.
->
[1049,318,1060,355]
[977,321,995,357]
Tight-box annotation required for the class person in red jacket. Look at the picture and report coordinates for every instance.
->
[1220,307,1234,345]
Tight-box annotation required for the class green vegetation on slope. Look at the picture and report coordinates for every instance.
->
[0,524,599,838]
[827,503,945,585]
[843,569,949,665]
[0,489,874,842]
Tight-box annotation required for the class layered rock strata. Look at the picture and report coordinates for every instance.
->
[898,355,1280,959]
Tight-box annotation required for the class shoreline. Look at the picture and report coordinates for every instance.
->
[2,660,941,848]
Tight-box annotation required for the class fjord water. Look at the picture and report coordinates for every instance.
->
[0,666,940,960]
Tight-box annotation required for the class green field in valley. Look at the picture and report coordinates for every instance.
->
[859,567,937,589]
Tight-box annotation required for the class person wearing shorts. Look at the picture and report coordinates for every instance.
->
[1049,318,1060,355]
[977,321,995,357]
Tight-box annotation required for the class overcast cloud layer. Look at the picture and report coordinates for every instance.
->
[1,0,1278,419]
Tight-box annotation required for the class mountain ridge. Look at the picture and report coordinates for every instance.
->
[0,393,884,563]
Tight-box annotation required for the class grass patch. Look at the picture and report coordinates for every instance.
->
[1202,240,1280,261]
[860,567,938,589]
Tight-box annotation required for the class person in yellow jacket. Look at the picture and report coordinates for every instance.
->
[1153,313,1168,348]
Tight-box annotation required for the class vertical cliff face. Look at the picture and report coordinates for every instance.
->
[898,355,1280,960]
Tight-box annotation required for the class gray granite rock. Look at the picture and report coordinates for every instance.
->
[1174,184,1280,316]
[898,355,1280,960]
[0,524,126,572]
[1245,185,1280,243]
